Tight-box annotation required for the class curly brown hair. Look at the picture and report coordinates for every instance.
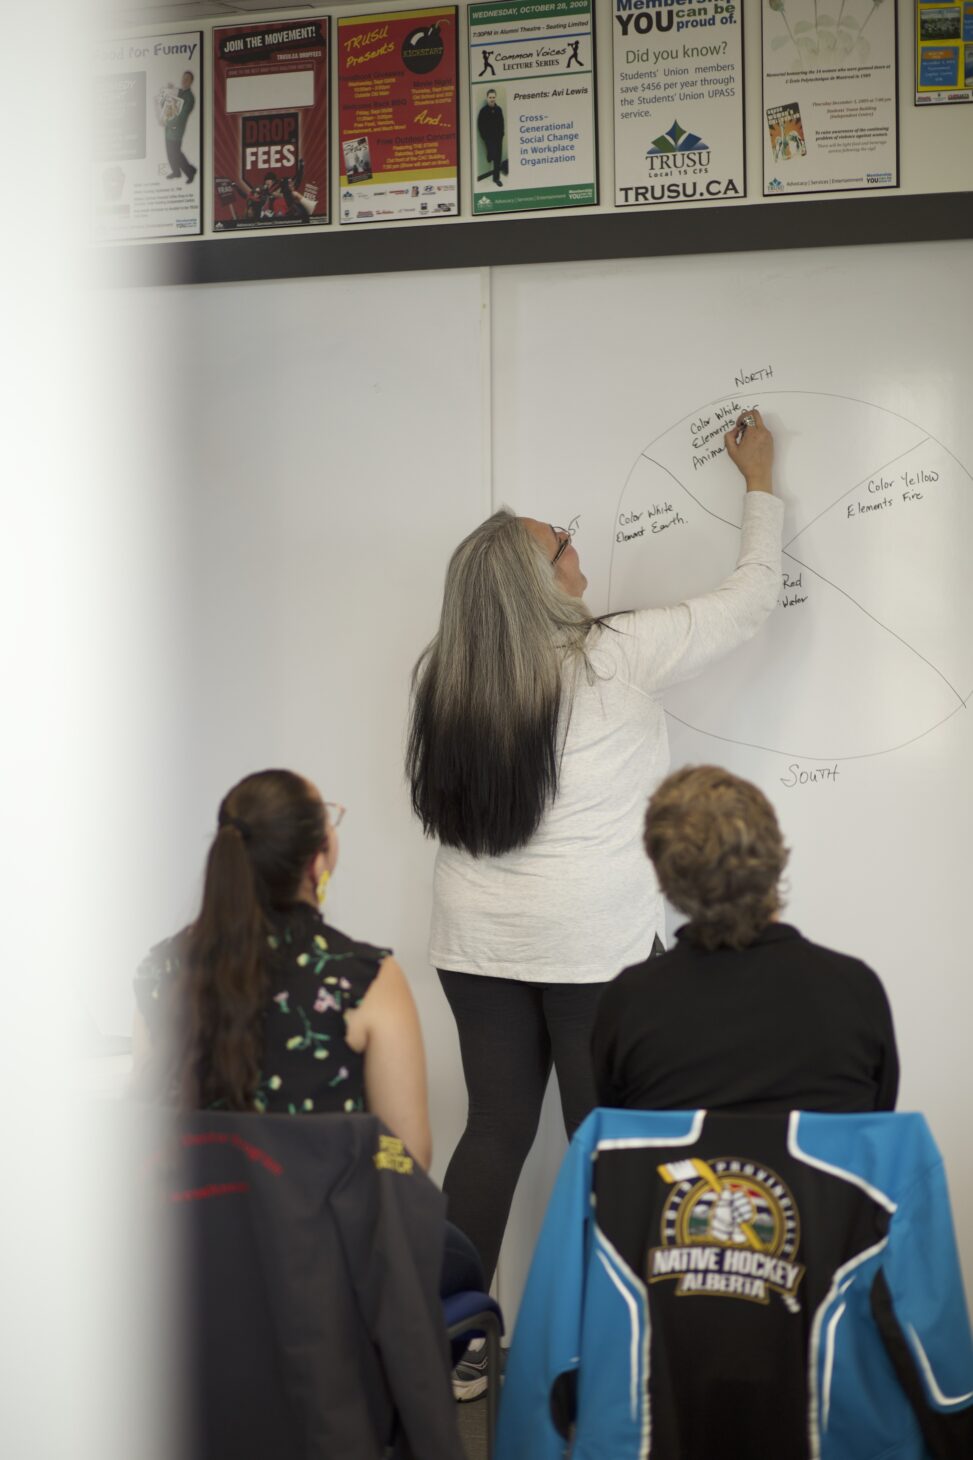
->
[644,766,789,951]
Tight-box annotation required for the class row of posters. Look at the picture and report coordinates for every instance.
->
[92,2,907,243]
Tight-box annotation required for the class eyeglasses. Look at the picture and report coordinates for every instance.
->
[324,802,346,828]
[550,524,575,566]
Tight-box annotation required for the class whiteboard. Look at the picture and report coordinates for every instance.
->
[491,239,973,1316]
[100,240,972,1335]
[95,264,490,1218]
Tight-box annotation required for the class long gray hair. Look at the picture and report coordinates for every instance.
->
[407,510,595,856]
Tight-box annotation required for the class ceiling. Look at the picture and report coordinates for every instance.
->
[99,0,361,28]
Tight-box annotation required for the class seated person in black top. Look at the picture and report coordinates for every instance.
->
[133,767,482,1293]
[591,765,899,1113]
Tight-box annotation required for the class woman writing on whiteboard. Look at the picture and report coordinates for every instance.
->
[407,409,781,1393]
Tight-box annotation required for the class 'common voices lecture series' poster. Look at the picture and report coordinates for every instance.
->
[469,0,597,216]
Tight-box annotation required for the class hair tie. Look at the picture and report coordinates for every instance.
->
[218,812,252,841]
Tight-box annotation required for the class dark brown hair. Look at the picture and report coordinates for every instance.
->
[644,766,789,951]
[178,769,325,1109]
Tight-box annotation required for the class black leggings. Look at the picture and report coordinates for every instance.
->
[437,969,605,1287]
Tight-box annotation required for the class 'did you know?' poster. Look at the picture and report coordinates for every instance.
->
[612,0,744,207]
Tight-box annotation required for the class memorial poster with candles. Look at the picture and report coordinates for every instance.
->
[761,0,898,196]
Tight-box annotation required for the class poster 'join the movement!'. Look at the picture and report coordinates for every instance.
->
[337,8,459,224]
[762,0,898,196]
[612,0,745,208]
[213,19,330,229]
[469,0,598,216]
[92,32,202,240]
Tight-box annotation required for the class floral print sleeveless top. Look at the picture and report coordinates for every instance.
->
[134,903,389,1115]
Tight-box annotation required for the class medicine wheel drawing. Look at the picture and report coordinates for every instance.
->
[607,390,972,760]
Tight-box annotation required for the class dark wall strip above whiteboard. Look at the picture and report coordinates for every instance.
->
[98,190,972,288]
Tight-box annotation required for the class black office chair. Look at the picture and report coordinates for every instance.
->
[144,1109,466,1460]
[443,1288,505,1459]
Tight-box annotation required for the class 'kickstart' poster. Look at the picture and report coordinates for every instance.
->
[612,0,745,208]
[92,32,202,240]
[213,19,330,230]
[469,0,598,216]
[337,8,459,224]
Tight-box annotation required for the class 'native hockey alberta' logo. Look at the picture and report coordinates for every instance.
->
[648,1156,805,1311]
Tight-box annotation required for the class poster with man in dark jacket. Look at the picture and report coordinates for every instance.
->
[477,87,505,186]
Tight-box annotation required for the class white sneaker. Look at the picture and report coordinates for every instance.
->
[452,1340,489,1401]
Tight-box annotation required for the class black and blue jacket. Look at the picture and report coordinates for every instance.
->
[497,1109,973,1460]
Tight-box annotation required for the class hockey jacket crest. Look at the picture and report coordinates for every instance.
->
[496,1109,973,1460]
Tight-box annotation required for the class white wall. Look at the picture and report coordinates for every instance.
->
[89,2,973,1330]
[490,239,973,1320]
[95,267,489,1199]
[100,237,973,1336]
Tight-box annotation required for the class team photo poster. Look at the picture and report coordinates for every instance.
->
[92,31,202,241]
[762,0,898,195]
[337,8,459,224]
[469,0,597,216]
[914,2,973,104]
[612,0,745,209]
[213,18,330,230]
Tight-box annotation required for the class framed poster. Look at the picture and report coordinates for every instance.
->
[92,32,202,240]
[762,0,899,196]
[612,0,745,208]
[469,0,597,216]
[915,2,973,103]
[213,18,330,229]
[337,8,459,224]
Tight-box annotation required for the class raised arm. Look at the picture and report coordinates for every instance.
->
[345,957,432,1169]
[619,408,784,694]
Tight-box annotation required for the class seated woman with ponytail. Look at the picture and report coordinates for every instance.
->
[132,768,432,1165]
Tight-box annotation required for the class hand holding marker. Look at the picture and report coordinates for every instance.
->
[735,409,757,446]
[726,406,775,494]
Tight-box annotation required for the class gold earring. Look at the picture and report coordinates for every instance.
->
[316,869,330,906]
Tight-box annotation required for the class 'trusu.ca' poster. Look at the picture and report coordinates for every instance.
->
[213,18,330,229]
[337,8,459,224]
[612,0,745,208]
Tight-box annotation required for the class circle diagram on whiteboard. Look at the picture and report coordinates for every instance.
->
[608,391,972,760]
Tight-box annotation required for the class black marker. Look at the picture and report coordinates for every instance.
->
[735,407,758,447]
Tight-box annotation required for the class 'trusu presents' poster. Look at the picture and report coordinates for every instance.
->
[213,18,330,229]
[337,8,459,224]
